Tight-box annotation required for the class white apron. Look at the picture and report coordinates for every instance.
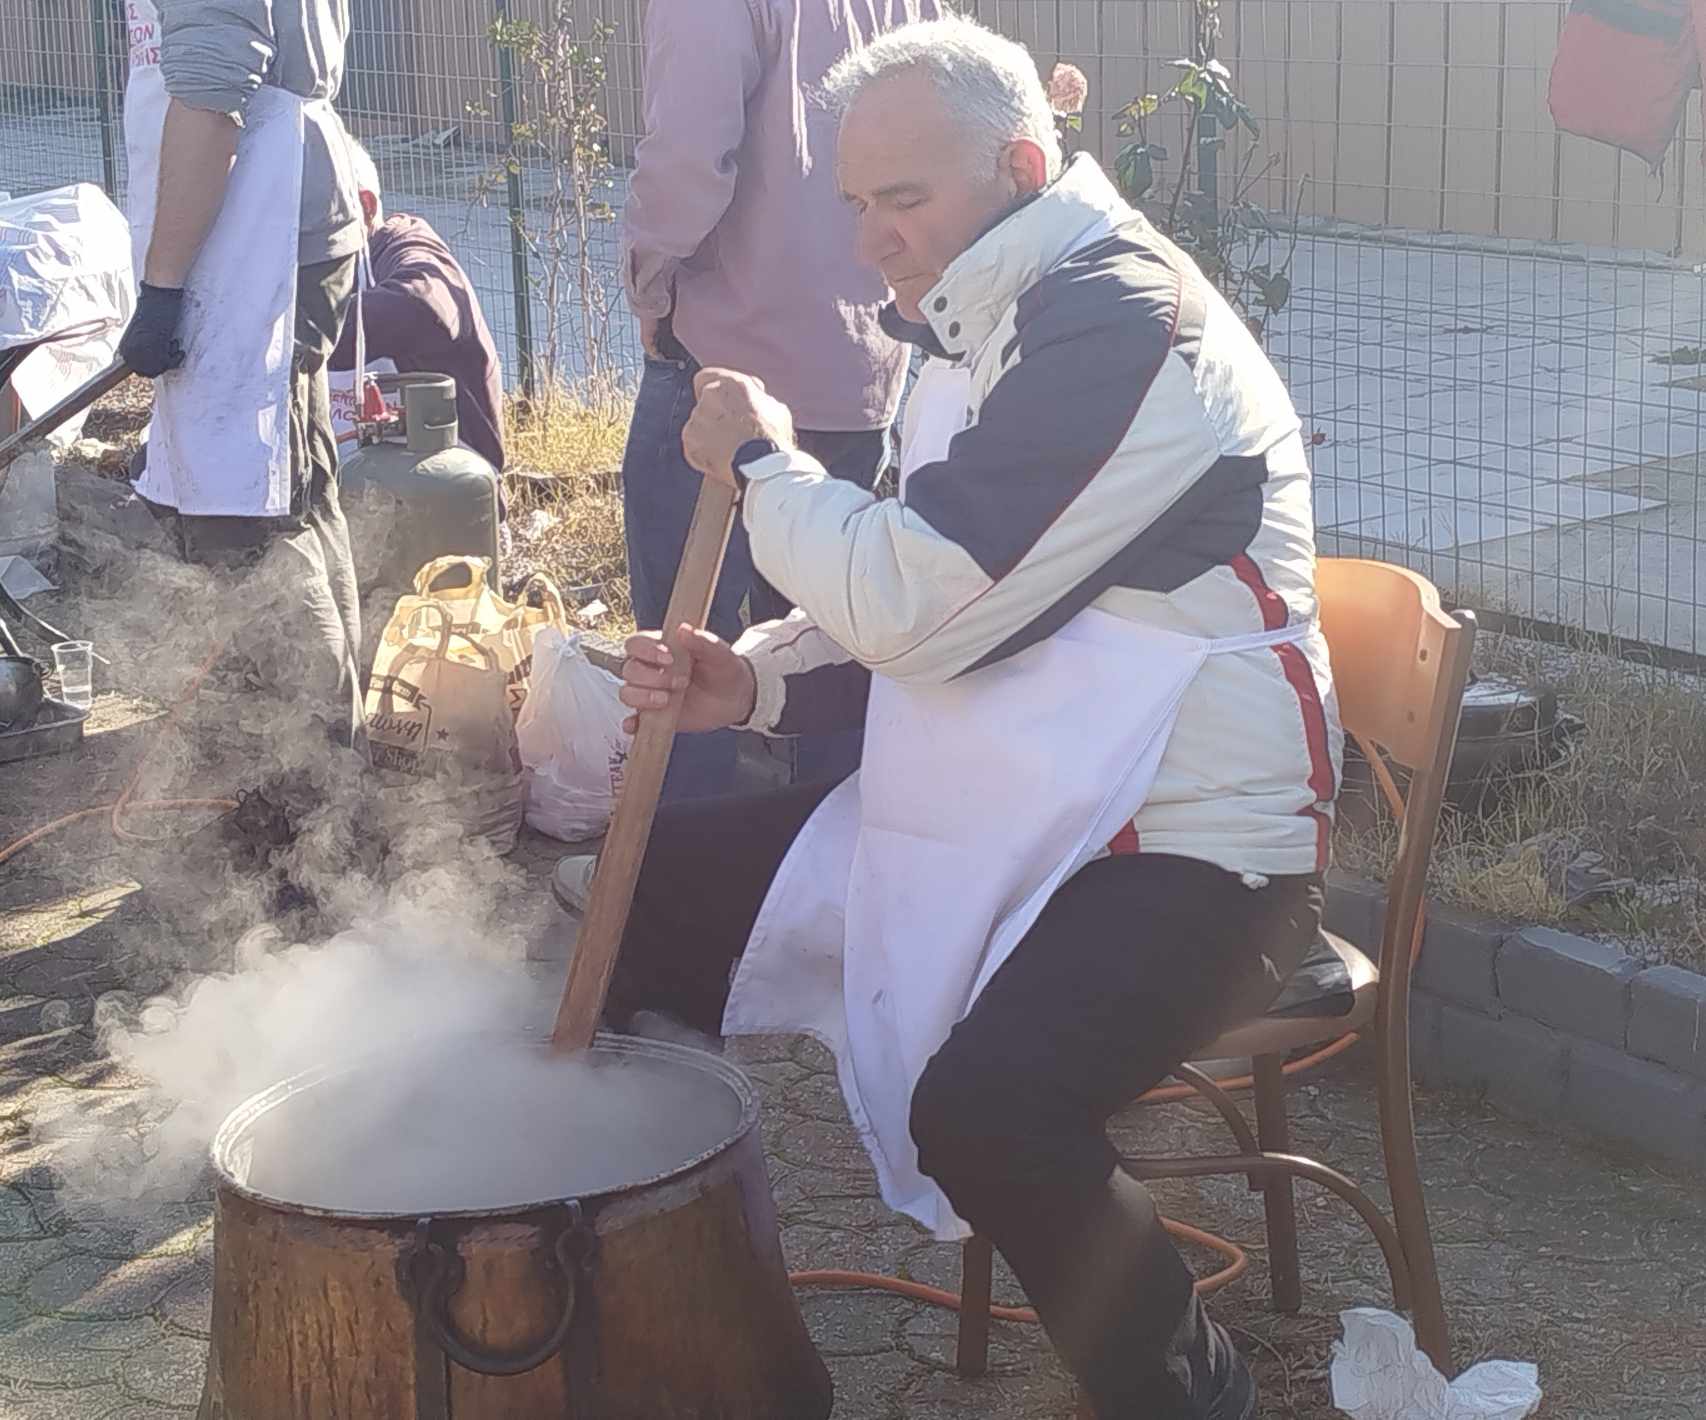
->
[121,0,163,283]
[127,71,308,517]
[120,0,162,453]
[724,358,1311,1239]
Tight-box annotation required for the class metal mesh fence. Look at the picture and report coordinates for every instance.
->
[1,0,1703,659]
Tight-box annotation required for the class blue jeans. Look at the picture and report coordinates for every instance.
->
[622,355,886,801]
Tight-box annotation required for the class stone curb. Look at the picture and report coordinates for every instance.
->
[1327,872,1706,1174]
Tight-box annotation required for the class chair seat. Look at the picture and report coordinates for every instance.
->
[1197,932,1379,1061]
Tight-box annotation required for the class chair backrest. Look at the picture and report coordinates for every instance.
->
[1316,559,1476,1031]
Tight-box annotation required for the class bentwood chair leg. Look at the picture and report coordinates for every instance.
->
[1252,1055,1303,1313]
[956,1234,994,1377]
[1377,1035,1453,1371]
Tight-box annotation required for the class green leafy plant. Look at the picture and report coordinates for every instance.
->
[475,5,621,407]
[1108,0,1303,342]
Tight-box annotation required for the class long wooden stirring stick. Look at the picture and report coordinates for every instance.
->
[551,478,740,1050]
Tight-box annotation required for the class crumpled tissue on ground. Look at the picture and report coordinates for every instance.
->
[1330,1308,1541,1420]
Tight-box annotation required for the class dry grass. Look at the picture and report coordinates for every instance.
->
[1336,626,1706,971]
[499,383,635,632]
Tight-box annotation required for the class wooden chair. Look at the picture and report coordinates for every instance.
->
[955,558,1477,1387]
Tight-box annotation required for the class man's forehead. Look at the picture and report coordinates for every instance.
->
[836,73,952,189]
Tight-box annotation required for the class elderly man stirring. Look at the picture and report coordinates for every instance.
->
[596,18,1341,1418]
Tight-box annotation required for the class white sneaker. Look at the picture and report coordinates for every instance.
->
[552,854,598,915]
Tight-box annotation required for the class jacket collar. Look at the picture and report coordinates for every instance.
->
[883,154,1132,363]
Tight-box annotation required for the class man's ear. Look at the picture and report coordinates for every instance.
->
[359,190,380,226]
[1002,139,1051,198]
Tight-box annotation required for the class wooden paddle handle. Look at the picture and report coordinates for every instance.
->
[551,477,741,1050]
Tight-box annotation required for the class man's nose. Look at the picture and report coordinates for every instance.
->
[855,211,902,270]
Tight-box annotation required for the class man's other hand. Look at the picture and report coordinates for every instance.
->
[682,368,796,486]
[118,284,187,378]
[620,623,758,734]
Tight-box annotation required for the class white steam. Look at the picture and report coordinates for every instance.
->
[46,492,734,1220]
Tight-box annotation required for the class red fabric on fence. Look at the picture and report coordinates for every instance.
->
[1548,0,1699,168]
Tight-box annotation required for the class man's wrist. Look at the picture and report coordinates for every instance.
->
[731,436,782,487]
[736,658,759,727]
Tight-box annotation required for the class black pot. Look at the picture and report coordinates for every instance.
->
[0,655,46,731]
[1340,674,1585,822]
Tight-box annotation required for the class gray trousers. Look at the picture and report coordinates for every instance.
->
[143,255,364,756]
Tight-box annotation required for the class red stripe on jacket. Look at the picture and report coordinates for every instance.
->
[1231,553,1288,632]
[1230,556,1336,870]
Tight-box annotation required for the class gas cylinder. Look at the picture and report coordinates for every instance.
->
[338,372,501,642]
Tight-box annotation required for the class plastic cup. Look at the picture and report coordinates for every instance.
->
[52,640,94,710]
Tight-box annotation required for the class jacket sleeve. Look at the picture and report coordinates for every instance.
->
[740,271,1228,685]
[620,0,763,320]
[333,264,457,369]
[733,612,872,737]
[160,0,275,118]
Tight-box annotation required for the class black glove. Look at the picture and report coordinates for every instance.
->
[118,282,187,377]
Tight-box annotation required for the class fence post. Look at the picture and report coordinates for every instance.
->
[92,0,119,199]
[494,0,536,401]
[1196,110,1218,220]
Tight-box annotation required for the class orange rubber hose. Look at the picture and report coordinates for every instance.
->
[788,1214,1249,1326]
[110,646,232,842]
[0,645,235,867]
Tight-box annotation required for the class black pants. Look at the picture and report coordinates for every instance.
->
[142,256,363,751]
[606,781,1325,1418]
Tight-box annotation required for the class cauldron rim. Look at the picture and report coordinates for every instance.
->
[207,1030,760,1222]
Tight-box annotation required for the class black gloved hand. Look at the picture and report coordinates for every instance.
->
[117,282,187,377]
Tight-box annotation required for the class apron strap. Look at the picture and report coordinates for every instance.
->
[353,237,383,423]
[1202,619,1318,656]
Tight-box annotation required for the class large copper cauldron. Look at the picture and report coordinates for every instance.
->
[198,1034,832,1419]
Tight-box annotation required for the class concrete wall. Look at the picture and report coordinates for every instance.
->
[0,1,119,103]
[340,0,648,159]
[1326,874,1706,1174]
[10,1,1690,256]
[350,0,1706,258]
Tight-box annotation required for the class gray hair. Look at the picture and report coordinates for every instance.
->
[347,138,382,220]
[821,15,1063,178]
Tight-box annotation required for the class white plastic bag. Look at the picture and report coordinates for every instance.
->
[1331,1309,1541,1420]
[0,183,134,447]
[515,628,630,842]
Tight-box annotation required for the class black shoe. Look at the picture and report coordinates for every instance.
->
[1166,1296,1256,1420]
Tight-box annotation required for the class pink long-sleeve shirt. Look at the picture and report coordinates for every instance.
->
[621,0,938,432]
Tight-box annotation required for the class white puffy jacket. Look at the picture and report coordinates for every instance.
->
[732,155,1343,878]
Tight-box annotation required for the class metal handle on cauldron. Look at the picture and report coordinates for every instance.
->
[398,1204,596,1378]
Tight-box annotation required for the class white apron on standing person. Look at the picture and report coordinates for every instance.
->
[121,0,164,282]
[722,357,1313,1240]
[120,0,162,453]
[125,27,312,519]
